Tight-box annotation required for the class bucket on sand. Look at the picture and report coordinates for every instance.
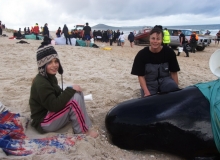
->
[178,47,183,52]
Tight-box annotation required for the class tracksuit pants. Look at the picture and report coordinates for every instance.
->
[41,92,92,134]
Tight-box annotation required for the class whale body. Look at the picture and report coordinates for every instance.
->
[105,86,220,159]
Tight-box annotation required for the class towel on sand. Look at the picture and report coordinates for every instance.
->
[0,111,84,156]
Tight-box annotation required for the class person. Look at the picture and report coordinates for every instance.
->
[163,28,170,46]
[131,27,180,98]
[82,22,92,47]
[118,32,125,47]
[189,31,198,53]
[24,27,27,35]
[108,30,113,46]
[128,32,135,48]
[56,27,61,37]
[62,24,72,45]
[43,23,49,37]
[16,28,23,39]
[116,30,121,46]
[0,20,2,35]
[13,30,18,37]
[216,30,220,45]
[71,29,78,38]
[93,30,97,42]
[204,30,211,35]
[27,27,30,34]
[176,30,189,57]
[29,43,98,138]
[33,23,40,40]
[40,26,43,34]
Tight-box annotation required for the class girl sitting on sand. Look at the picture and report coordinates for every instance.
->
[29,43,98,138]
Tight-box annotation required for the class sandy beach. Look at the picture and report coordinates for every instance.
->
[0,30,218,160]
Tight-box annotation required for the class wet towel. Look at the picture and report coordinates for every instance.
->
[0,111,83,156]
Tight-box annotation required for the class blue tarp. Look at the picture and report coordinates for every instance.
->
[24,34,43,40]
[195,79,220,152]
[76,40,93,47]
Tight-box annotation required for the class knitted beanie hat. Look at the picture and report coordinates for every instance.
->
[36,44,63,77]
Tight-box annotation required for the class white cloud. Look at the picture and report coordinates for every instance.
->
[0,0,220,31]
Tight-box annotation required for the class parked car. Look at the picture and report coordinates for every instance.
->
[192,30,212,46]
[167,28,208,51]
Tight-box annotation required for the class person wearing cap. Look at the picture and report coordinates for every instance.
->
[29,43,98,138]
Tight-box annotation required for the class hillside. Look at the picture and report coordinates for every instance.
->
[92,24,121,30]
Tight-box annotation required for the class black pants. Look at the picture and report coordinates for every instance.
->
[177,43,189,57]
[34,33,39,40]
[65,35,72,45]
[190,43,197,53]
[110,39,113,46]
[0,28,2,35]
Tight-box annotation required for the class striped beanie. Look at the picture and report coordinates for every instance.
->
[36,44,63,77]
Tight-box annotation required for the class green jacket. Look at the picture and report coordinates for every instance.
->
[163,30,170,44]
[29,74,76,133]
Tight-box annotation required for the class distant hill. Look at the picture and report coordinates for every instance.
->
[92,24,148,32]
[92,24,121,30]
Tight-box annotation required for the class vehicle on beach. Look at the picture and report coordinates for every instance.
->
[191,29,212,46]
[71,24,84,38]
[167,28,209,51]
[134,27,209,51]
[134,26,152,45]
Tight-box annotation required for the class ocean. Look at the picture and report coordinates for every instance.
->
[93,24,220,36]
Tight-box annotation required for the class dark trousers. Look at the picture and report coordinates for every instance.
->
[110,39,113,46]
[65,35,72,45]
[177,43,189,57]
[190,43,197,53]
[34,33,39,40]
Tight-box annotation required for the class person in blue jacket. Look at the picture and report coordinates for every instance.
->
[128,32,135,48]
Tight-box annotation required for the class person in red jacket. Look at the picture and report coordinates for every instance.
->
[33,23,40,40]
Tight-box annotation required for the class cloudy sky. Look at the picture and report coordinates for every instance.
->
[0,0,220,31]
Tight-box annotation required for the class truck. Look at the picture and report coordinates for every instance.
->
[71,25,84,39]
[167,28,209,51]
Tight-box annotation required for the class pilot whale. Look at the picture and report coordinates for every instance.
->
[105,86,220,159]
